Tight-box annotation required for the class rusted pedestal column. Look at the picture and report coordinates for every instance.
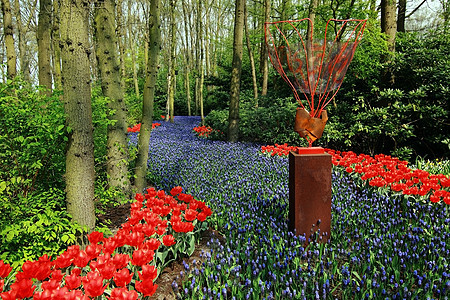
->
[289,147,332,243]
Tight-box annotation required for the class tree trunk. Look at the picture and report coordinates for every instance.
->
[167,0,176,123]
[228,0,245,142]
[60,0,95,232]
[397,0,406,32]
[116,0,126,86]
[38,0,53,94]
[381,0,397,85]
[2,0,17,79]
[52,0,62,90]
[14,0,31,82]
[244,2,258,102]
[128,1,139,98]
[94,0,131,196]
[182,1,191,116]
[260,0,270,96]
[134,0,161,193]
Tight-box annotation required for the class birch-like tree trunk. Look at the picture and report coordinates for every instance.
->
[260,0,270,96]
[228,0,245,142]
[182,1,191,116]
[244,2,258,102]
[167,0,176,123]
[38,0,53,94]
[14,0,31,82]
[94,0,131,196]
[128,1,139,98]
[134,0,161,193]
[2,0,17,79]
[381,0,397,85]
[52,0,62,90]
[60,0,95,232]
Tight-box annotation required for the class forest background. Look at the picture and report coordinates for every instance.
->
[0,0,449,268]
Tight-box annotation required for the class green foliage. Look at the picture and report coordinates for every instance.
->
[0,188,83,269]
[205,94,308,146]
[0,79,66,196]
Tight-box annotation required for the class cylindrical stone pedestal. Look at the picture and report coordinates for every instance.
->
[289,147,332,243]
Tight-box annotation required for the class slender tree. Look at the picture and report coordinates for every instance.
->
[397,0,406,32]
[14,0,32,82]
[228,0,245,142]
[38,0,53,94]
[128,1,140,98]
[134,0,161,192]
[167,0,176,122]
[244,2,258,101]
[94,0,131,196]
[182,1,191,116]
[52,0,62,90]
[60,0,96,232]
[381,0,397,85]
[260,0,270,96]
[1,0,17,79]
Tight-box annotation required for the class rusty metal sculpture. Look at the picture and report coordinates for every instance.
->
[265,18,367,242]
[265,18,367,146]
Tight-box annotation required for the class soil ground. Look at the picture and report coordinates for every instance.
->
[97,202,225,300]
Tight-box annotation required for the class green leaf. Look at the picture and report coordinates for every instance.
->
[188,235,195,256]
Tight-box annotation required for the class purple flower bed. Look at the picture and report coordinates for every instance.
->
[129,116,450,299]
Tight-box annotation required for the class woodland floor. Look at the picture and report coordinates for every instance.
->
[97,202,225,300]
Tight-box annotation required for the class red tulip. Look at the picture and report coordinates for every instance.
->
[10,278,36,298]
[109,287,138,300]
[162,235,176,247]
[64,273,81,290]
[135,279,158,297]
[82,271,107,298]
[87,231,104,244]
[0,260,12,278]
[113,268,133,287]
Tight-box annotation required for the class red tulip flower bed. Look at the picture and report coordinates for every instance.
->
[0,187,212,299]
[127,123,161,133]
[261,144,450,205]
[192,125,214,138]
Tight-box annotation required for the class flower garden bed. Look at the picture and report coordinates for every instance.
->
[0,187,212,299]
[1,116,448,299]
[145,117,448,299]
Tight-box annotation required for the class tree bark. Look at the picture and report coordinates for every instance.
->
[167,0,176,123]
[38,0,53,94]
[244,2,258,102]
[14,0,32,82]
[260,0,270,96]
[94,0,131,196]
[381,0,397,85]
[397,0,406,32]
[128,0,139,98]
[52,0,62,90]
[134,0,161,193]
[116,0,126,86]
[228,0,244,142]
[182,1,191,116]
[60,0,95,232]
[2,0,17,79]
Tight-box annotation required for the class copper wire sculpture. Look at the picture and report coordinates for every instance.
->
[265,18,367,146]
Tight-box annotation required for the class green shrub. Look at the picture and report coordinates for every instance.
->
[0,188,83,269]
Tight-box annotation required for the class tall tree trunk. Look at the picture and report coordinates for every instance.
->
[38,0,53,94]
[307,0,319,41]
[167,0,176,123]
[134,0,161,193]
[14,0,31,82]
[128,1,139,98]
[381,0,397,85]
[2,0,17,79]
[182,1,191,116]
[228,0,244,142]
[60,0,95,232]
[94,0,131,196]
[244,2,258,102]
[260,0,270,96]
[116,0,126,86]
[397,0,406,32]
[52,0,62,90]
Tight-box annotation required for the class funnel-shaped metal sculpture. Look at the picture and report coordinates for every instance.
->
[265,18,367,146]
